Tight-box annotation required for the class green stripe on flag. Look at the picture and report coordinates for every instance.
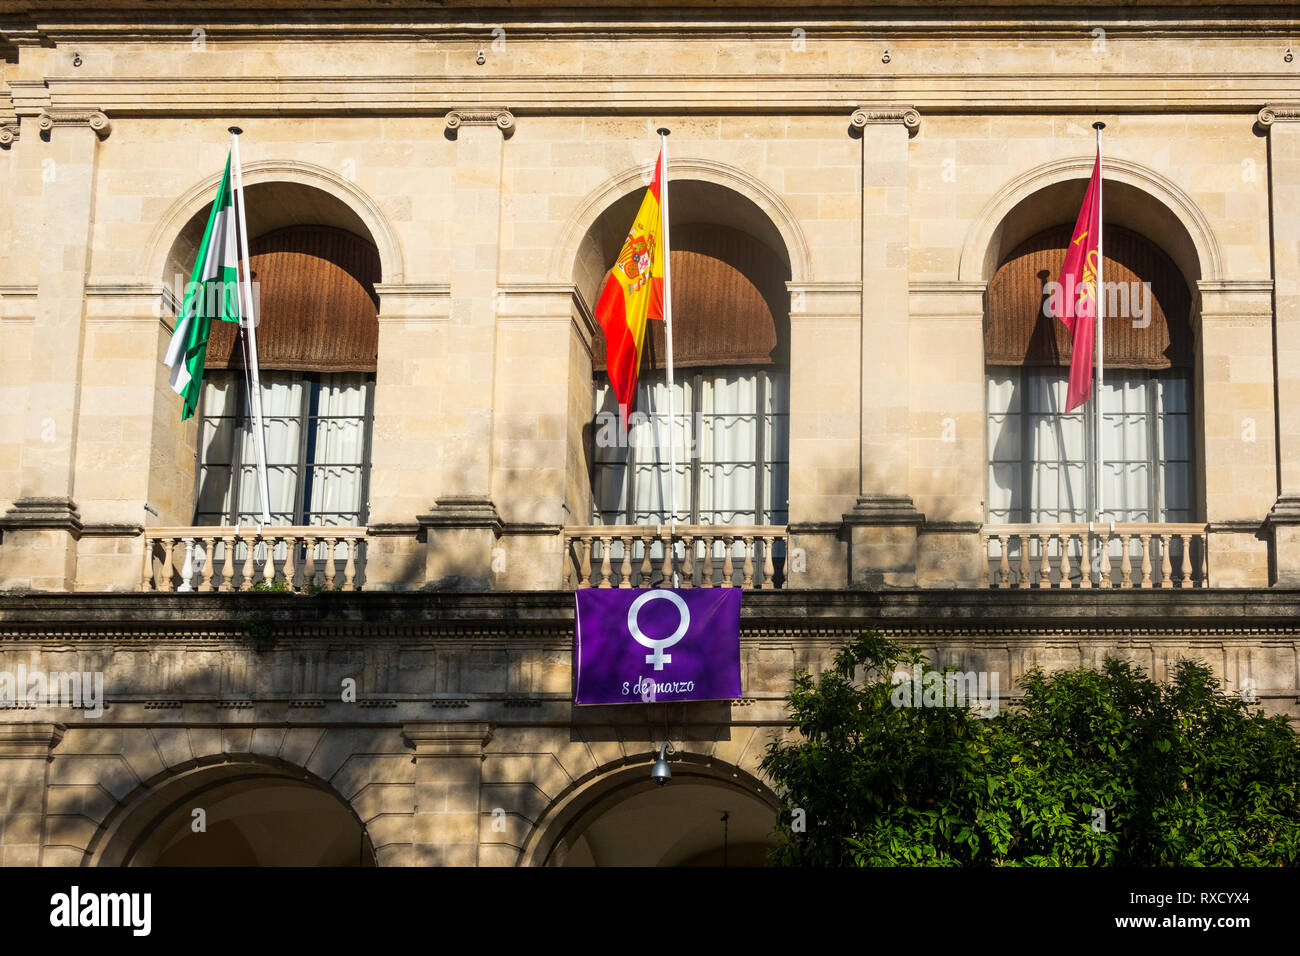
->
[163,154,242,420]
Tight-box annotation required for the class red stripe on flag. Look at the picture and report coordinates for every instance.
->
[595,277,639,423]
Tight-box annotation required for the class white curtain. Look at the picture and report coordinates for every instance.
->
[198,371,373,528]
[699,372,758,525]
[986,367,1191,525]
[235,375,303,525]
[593,368,788,527]
[308,373,369,526]
[195,375,239,523]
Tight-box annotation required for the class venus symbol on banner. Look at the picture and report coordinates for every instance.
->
[574,589,741,705]
[628,590,690,670]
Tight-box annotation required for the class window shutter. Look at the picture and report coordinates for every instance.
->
[985,224,1193,369]
[205,225,381,373]
[592,223,790,371]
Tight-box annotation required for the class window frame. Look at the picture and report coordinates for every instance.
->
[192,369,376,527]
[985,364,1196,525]
[591,365,790,527]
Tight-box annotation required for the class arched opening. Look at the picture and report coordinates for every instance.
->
[532,762,779,867]
[982,179,1203,585]
[90,761,376,867]
[156,182,381,587]
[578,180,792,586]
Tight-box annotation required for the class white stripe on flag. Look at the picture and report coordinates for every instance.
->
[164,312,194,395]
[200,205,238,282]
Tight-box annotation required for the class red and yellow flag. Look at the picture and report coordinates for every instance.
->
[1052,148,1102,412]
[594,146,665,420]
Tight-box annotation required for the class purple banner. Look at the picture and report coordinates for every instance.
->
[574,588,742,705]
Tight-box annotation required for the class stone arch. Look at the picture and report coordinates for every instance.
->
[555,156,812,303]
[82,752,377,867]
[143,159,404,286]
[517,749,780,867]
[144,162,395,528]
[561,160,802,533]
[975,157,1214,535]
[958,156,1222,286]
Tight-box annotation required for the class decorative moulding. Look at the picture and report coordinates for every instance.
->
[444,108,515,137]
[850,106,921,135]
[37,109,111,140]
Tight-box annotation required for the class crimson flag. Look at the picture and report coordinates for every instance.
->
[1051,149,1102,411]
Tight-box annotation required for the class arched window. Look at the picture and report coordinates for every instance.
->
[194,225,380,527]
[985,224,1195,525]
[591,223,790,527]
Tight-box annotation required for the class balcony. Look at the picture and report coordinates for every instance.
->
[141,526,367,592]
[562,525,787,589]
[0,515,1245,593]
[981,522,1209,589]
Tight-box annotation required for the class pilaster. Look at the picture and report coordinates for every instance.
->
[0,110,108,590]
[0,722,64,867]
[1257,105,1300,583]
[404,721,492,867]
[845,107,924,586]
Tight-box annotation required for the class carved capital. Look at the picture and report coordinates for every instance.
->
[0,722,65,759]
[1257,105,1300,132]
[404,721,493,757]
[0,122,18,148]
[444,108,515,138]
[37,109,111,141]
[850,106,921,135]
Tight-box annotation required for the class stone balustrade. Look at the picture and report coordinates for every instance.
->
[981,522,1209,589]
[562,524,787,589]
[141,526,366,592]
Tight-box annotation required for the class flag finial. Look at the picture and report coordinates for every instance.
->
[1092,121,1106,131]
[228,126,243,135]
[656,127,671,137]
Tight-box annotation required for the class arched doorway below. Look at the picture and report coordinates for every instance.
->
[97,766,375,867]
[548,773,778,867]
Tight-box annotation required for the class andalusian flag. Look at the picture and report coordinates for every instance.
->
[163,154,241,420]
[594,145,666,418]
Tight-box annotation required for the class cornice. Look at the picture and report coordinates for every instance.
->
[21,74,1300,117]
[910,280,988,294]
[10,12,1300,45]
[1196,278,1273,294]
[6,589,1300,637]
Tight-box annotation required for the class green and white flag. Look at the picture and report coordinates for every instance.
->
[163,154,241,420]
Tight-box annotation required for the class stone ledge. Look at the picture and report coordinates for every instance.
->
[1266,496,1300,526]
[6,588,1300,632]
[0,498,83,536]
[0,722,65,759]
[843,495,924,527]
[416,496,503,535]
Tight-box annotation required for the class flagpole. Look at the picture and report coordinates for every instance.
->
[657,127,680,586]
[1093,121,1106,527]
[229,127,273,527]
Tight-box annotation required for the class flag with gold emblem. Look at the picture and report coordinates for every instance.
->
[1051,148,1102,412]
[594,146,666,421]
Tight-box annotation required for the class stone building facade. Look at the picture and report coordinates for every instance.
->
[1,0,1298,865]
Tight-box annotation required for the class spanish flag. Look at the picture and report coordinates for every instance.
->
[594,146,666,421]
